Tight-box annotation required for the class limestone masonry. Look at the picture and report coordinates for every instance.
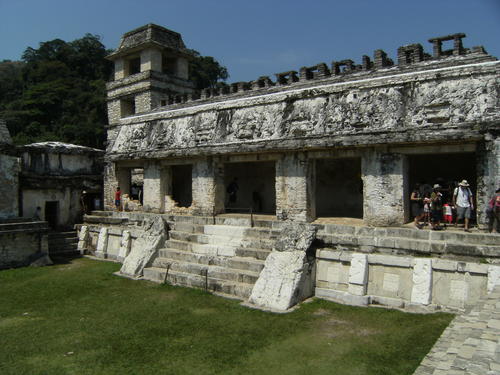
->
[79,24,500,315]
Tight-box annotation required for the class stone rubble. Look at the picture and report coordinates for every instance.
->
[248,222,316,311]
[120,216,168,278]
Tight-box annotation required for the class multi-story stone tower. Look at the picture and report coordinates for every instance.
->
[106,24,194,124]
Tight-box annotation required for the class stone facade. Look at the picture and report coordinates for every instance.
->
[0,120,19,219]
[19,142,104,229]
[103,26,499,227]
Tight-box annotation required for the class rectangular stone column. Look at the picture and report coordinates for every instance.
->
[476,135,499,226]
[411,258,432,305]
[348,253,368,296]
[143,161,163,213]
[362,149,407,226]
[275,153,315,222]
[191,157,224,216]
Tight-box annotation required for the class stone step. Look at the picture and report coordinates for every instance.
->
[317,232,500,257]
[202,224,279,239]
[84,215,128,225]
[164,239,271,259]
[143,267,254,299]
[319,224,500,246]
[90,210,113,216]
[169,231,275,250]
[151,258,261,284]
[157,248,265,273]
[171,222,205,234]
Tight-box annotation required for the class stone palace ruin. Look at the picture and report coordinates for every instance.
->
[79,24,499,312]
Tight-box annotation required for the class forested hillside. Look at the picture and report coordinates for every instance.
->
[0,35,228,149]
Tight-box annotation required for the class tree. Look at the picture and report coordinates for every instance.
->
[1,34,112,148]
[188,49,229,90]
[0,35,229,148]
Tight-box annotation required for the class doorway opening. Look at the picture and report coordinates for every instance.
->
[45,201,59,229]
[407,152,476,220]
[224,161,276,214]
[172,164,192,208]
[315,158,363,218]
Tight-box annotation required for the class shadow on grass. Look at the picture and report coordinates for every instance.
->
[49,254,84,265]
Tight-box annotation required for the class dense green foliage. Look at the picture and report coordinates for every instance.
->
[188,49,229,90]
[0,36,228,148]
[0,257,453,375]
[0,35,112,148]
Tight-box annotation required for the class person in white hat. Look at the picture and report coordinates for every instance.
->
[453,180,474,232]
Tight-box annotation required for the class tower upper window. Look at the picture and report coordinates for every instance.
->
[125,57,141,77]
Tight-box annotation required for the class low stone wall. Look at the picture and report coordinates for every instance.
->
[79,212,500,312]
[0,221,50,269]
[80,224,142,261]
[316,250,500,312]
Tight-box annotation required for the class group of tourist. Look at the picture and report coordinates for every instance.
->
[411,179,500,233]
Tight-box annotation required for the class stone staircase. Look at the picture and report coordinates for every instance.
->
[143,218,280,299]
[48,231,79,256]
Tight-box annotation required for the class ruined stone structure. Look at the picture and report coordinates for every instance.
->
[104,27,499,227]
[0,121,51,269]
[19,142,104,230]
[86,25,500,312]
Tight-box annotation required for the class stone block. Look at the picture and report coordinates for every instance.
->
[249,250,313,311]
[411,258,432,305]
[348,253,368,286]
[348,283,367,296]
[370,295,405,308]
[316,249,342,261]
[382,273,400,292]
[117,230,131,262]
[95,228,109,258]
[315,287,370,306]
[487,265,500,293]
[449,279,468,303]
[464,263,488,275]
[77,225,89,253]
[432,259,457,272]
[368,254,412,268]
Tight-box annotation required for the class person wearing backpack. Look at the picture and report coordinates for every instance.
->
[453,180,474,232]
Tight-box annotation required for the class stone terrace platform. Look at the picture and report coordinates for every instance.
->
[413,285,500,375]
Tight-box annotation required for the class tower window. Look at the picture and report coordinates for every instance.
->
[125,57,141,76]
[120,98,136,117]
[162,55,177,75]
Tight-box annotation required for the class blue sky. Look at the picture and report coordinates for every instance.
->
[1,0,499,82]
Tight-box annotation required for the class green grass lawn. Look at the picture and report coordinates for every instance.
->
[0,257,453,375]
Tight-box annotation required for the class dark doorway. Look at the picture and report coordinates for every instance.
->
[408,153,476,207]
[172,165,192,208]
[224,161,276,214]
[315,158,363,218]
[45,201,59,229]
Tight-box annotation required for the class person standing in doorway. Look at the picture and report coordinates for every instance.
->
[410,184,425,229]
[453,180,474,232]
[115,187,122,211]
[227,178,239,205]
[430,184,443,230]
[80,190,89,215]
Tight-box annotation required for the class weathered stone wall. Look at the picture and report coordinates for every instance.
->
[107,62,499,160]
[0,222,49,269]
[316,249,499,312]
[0,154,19,219]
[104,29,499,225]
[362,150,407,226]
[275,153,315,221]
